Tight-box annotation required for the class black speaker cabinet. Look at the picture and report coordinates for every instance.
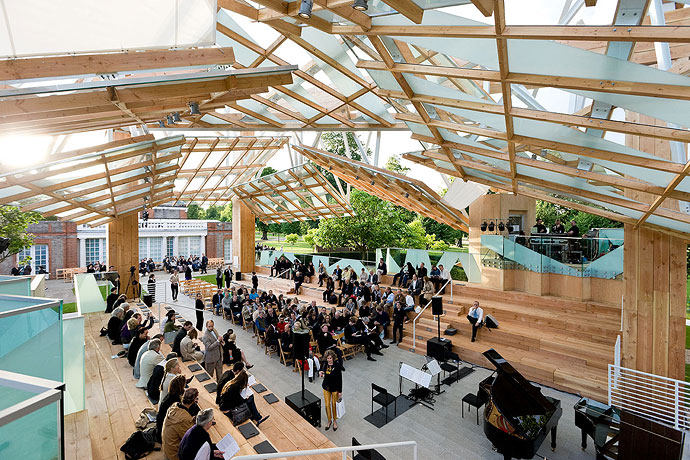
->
[292,330,310,360]
[235,271,242,281]
[427,337,452,362]
[431,296,443,316]
[485,315,499,329]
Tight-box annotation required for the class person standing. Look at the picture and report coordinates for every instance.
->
[202,320,224,381]
[195,293,205,331]
[184,264,192,281]
[105,287,119,313]
[251,271,258,291]
[320,349,342,431]
[147,274,157,304]
[170,270,179,302]
[224,266,232,289]
[467,301,484,342]
[215,268,223,290]
[390,301,406,344]
[201,254,208,274]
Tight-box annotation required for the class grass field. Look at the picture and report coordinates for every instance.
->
[195,274,218,285]
[62,283,109,314]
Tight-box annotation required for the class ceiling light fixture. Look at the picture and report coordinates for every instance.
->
[158,120,165,128]
[353,0,368,11]
[166,115,174,125]
[299,0,313,18]
[188,101,200,115]
[172,112,181,123]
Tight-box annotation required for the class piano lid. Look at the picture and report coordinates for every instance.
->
[482,349,556,419]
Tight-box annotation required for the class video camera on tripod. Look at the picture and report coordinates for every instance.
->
[125,265,140,299]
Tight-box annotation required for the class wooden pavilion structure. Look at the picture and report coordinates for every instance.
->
[1,0,690,428]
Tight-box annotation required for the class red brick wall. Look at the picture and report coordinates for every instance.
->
[0,221,79,276]
[206,222,232,259]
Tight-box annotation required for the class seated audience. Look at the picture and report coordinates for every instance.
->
[172,322,193,357]
[107,305,128,344]
[222,330,252,368]
[218,368,269,426]
[180,329,204,362]
[156,374,186,441]
[134,333,163,380]
[127,326,149,367]
[137,339,164,389]
[162,388,200,460]
[178,408,223,460]
[105,287,119,313]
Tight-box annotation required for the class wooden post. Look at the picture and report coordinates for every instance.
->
[232,197,255,274]
[622,224,686,380]
[107,213,139,297]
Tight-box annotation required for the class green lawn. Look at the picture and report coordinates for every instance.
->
[63,302,77,314]
[98,284,109,301]
[195,274,218,284]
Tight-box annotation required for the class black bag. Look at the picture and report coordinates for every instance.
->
[444,327,457,336]
[328,294,338,305]
[100,327,108,336]
[120,430,155,460]
[230,402,251,425]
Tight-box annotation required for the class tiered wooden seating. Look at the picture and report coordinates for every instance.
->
[255,264,619,402]
[81,311,338,459]
[398,284,618,401]
[208,258,224,269]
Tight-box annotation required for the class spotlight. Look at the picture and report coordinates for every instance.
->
[158,120,165,128]
[498,222,505,232]
[172,112,181,123]
[142,210,149,222]
[480,221,487,232]
[166,114,174,125]
[353,0,367,11]
[188,101,200,115]
[298,0,313,18]
[488,221,495,232]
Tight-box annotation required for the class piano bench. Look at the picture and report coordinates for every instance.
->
[461,393,484,425]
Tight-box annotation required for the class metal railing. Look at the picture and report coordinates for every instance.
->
[232,440,417,460]
[608,364,690,431]
[411,278,452,351]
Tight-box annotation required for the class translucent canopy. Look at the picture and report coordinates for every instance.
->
[0,0,216,58]
[232,163,353,224]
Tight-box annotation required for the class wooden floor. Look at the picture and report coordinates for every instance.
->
[254,266,619,402]
[77,310,337,460]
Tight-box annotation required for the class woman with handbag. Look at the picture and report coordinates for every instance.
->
[218,369,269,426]
[319,349,343,431]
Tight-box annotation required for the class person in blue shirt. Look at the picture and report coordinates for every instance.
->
[467,301,484,342]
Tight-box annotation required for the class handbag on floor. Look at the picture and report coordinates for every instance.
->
[230,402,251,425]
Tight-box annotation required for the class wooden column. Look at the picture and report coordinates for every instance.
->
[232,197,255,274]
[622,224,686,380]
[107,213,139,296]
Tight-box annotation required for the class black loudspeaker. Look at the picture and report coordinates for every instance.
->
[292,330,310,360]
[431,296,443,316]
[485,315,499,329]
[235,271,242,281]
[427,337,452,362]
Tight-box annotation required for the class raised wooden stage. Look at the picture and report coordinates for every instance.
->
[254,266,619,402]
[73,311,337,460]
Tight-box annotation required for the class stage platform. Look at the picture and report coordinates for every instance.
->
[252,266,619,402]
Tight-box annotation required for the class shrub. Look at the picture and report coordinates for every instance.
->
[285,233,299,245]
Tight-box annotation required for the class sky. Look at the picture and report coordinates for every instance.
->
[0,0,670,200]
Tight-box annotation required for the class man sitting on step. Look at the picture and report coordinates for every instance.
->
[467,301,484,342]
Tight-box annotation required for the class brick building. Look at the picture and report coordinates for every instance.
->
[1,206,232,277]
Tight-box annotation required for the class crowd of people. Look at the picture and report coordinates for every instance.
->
[161,255,210,275]
[103,292,270,459]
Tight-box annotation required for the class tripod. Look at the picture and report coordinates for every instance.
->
[124,269,140,300]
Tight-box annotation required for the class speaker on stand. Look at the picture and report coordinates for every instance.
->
[431,296,443,339]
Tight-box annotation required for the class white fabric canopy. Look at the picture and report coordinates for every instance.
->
[0,0,216,58]
[441,179,489,212]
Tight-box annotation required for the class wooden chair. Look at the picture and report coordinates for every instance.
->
[278,339,294,367]
[336,334,362,360]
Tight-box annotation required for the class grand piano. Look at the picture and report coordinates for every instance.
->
[479,349,563,460]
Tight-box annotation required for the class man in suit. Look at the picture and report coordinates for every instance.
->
[344,317,378,361]
[467,301,484,342]
[408,275,423,297]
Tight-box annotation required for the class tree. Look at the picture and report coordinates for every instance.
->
[303,228,318,247]
[256,219,270,240]
[0,206,40,263]
[385,155,410,175]
[421,217,466,246]
[400,219,427,249]
[299,220,318,235]
[316,132,369,191]
[285,233,299,245]
[219,203,233,222]
[536,200,621,230]
[260,166,277,177]
[187,204,205,219]
[313,189,409,258]
[205,204,223,220]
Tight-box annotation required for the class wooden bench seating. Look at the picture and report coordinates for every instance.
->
[81,309,338,459]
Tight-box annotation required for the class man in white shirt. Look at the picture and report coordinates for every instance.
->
[438,264,451,294]
[404,293,416,323]
[137,339,164,388]
[467,301,484,342]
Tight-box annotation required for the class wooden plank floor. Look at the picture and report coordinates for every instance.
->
[76,311,337,460]
[65,410,92,460]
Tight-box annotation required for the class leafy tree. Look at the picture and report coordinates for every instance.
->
[299,220,318,235]
[385,155,410,175]
[187,204,205,219]
[303,228,318,247]
[536,200,621,230]
[219,203,233,222]
[256,219,270,240]
[260,166,278,177]
[205,204,223,220]
[313,189,410,258]
[421,217,466,246]
[400,219,427,249]
[285,233,299,245]
[317,132,368,191]
[431,239,450,251]
[0,206,40,263]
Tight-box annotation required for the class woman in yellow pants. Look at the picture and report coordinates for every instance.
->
[320,349,343,431]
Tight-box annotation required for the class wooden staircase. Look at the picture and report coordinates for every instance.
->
[398,284,620,402]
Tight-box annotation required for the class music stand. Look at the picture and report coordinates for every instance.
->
[423,357,444,396]
[398,362,434,410]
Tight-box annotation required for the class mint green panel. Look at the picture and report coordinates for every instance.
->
[74,273,105,314]
[0,276,31,296]
[403,249,432,272]
[62,315,85,415]
[386,249,401,274]
[0,400,60,460]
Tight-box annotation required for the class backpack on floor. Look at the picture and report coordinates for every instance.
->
[120,429,155,460]
[328,294,338,305]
